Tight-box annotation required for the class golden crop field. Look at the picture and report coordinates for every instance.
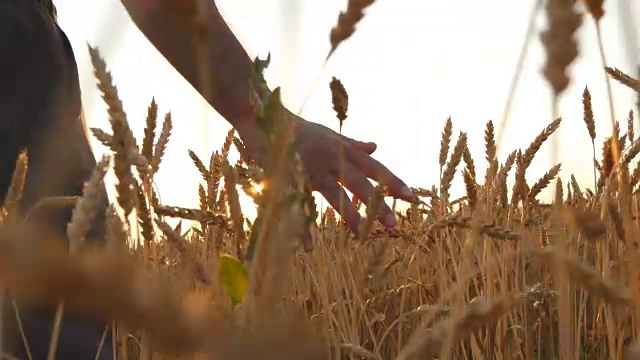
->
[2,0,640,359]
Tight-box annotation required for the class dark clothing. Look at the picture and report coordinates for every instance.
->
[1,0,112,358]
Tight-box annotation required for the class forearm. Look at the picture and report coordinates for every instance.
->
[122,0,270,128]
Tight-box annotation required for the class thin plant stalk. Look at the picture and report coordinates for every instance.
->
[497,0,544,152]
[46,303,64,360]
[552,97,559,166]
[595,23,620,163]
[339,125,347,243]
[297,62,330,116]
[592,141,597,191]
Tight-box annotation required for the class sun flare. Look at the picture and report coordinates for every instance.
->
[251,181,264,195]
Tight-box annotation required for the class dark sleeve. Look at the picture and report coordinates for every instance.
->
[0,0,92,219]
[0,5,112,359]
[0,0,54,202]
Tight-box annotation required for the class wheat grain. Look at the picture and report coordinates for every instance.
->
[328,0,375,59]
[602,136,615,178]
[2,150,28,221]
[606,67,640,92]
[89,46,138,218]
[628,110,635,142]
[233,137,249,163]
[462,144,476,181]
[152,112,173,175]
[484,121,498,183]
[397,294,519,359]
[584,0,605,21]
[208,152,223,210]
[89,128,114,149]
[582,87,597,141]
[359,185,386,240]
[536,249,633,307]
[134,180,154,247]
[188,150,209,183]
[223,164,246,258]
[67,155,111,252]
[441,132,467,202]
[554,176,563,204]
[541,0,582,95]
[522,117,562,169]
[329,77,349,128]
[527,164,562,202]
[621,131,640,166]
[220,129,234,159]
[439,117,453,171]
[462,170,477,210]
[198,184,207,212]
[570,174,583,198]
[493,150,517,208]
[511,150,527,205]
[141,99,158,165]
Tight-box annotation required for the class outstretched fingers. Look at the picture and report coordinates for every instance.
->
[313,175,361,234]
[346,149,415,203]
[339,135,377,155]
[335,163,396,228]
[309,122,377,155]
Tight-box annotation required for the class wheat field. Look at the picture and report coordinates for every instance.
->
[2,0,640,359]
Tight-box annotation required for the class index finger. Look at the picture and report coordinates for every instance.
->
[346,149,415,203]
[338,135,377,155]
[313,175,361,235]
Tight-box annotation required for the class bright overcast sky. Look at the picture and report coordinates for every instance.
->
[52,0,639,215]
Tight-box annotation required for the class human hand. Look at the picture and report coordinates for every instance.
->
[118,0,416,233]
[235,109,416,235]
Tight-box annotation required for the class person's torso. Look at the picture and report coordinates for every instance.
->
[0,0,106,239]
[0,1,110,352]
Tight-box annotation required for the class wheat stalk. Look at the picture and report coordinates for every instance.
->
[328,0,375,59]
[67,155,111,252]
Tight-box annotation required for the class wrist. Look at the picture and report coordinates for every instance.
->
[232,115,257,138]
[229,90,296,147]
[224,83,262,128]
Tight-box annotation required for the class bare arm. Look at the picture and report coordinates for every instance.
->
[121,0,270,129]
[120,0,415,238]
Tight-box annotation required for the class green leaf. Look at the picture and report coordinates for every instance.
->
[252,53,271,87]
[245,215,263,262]
[257,87,282,137]
[218,254,248,306]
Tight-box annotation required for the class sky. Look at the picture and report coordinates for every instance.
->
[52,0,640,217]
